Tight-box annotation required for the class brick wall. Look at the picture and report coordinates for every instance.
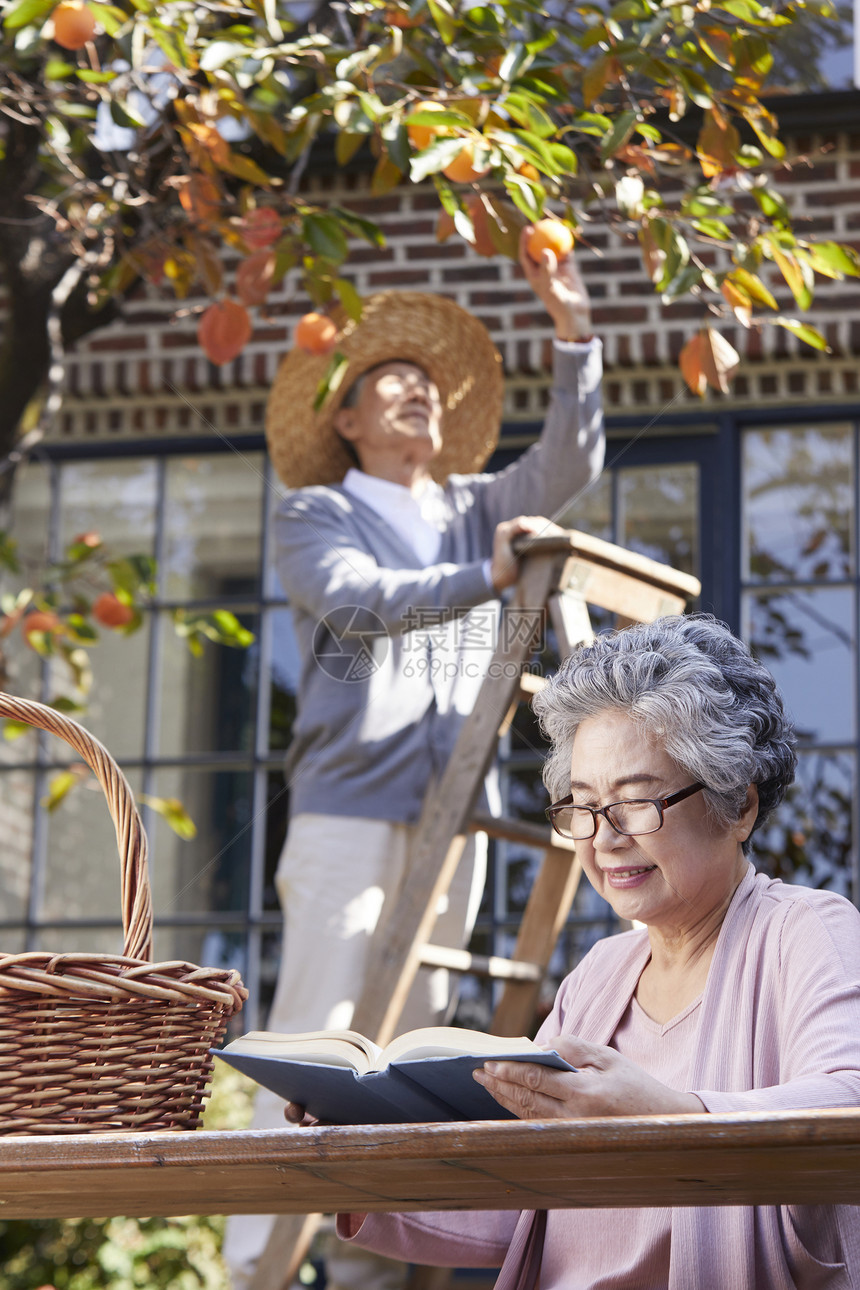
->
[42,119,860,444]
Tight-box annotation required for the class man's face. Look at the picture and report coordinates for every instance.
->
[334,362,443,465]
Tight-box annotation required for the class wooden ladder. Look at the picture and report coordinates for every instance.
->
[247,530,701,1290]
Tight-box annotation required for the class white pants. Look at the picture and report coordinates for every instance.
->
[222,813,487,1290]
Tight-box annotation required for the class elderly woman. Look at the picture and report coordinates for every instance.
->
[334,613,860,1288]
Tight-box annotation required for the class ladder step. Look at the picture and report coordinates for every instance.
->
[470,811,577,852]
[418,943,541,982]
[517,671,546,698]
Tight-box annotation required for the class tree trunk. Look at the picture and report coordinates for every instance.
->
[0,118,125,501]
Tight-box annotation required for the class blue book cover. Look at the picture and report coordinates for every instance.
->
[213,1027,575,1125]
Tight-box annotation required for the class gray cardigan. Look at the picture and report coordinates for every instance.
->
[274,340,605,822]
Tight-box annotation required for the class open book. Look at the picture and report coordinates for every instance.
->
[214,1025,575,1125]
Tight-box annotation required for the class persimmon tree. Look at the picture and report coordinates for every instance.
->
[0,0,858,455]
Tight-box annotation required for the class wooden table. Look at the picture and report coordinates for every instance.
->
[3,1109,860,1219]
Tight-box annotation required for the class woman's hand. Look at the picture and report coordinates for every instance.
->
[473,1036,705,1120]
[284,1102,320,1126]
[518,228,593,343]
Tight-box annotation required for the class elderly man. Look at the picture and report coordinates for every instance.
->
[223,230,604,1290]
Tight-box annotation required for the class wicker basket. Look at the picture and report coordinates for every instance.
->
[0,692,248,1134]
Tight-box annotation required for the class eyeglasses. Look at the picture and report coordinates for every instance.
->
[545,782,705,841]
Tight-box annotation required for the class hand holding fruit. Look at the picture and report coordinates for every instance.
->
[519,220,593,344]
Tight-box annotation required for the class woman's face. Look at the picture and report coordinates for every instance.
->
[568,709,753,936]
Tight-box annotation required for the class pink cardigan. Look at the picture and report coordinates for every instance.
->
[339,867,860,1287]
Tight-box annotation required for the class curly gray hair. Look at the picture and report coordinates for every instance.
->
[533,614,797,849]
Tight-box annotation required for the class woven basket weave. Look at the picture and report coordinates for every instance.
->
[0,692,248,1134]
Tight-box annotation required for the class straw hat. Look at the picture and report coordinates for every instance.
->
[266,292,505,488]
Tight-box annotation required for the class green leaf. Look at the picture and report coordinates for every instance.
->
[77,68,117,84]
[224,152,272,185]
[2,0,54,30]
[752,186,791,226]
[805,241,860,279]
[675,68,712,109]
[371,153,402,194]
[599,109,637,163]
[304,213,349,263]
[41,768,87,812]
[140,795,198,840]
[107,555,155,596]
[773,318,830,351]
[45,58,75,79]
[499,43,531,82]
[731,265,778,309]
[427,0,457,44]
[87,1,125,35]
[3,720,31,742]
[650,218,690,292]
[49,696,86,714]
[409,135,465,184]
[335,132,366,167]
[110,100,146,129]
[312,351,350,411]
[329,205,386,247]
[770,242,813,311]
[0,531,20,574]
[690,218,732,240]
[200,40,250,71]
[746,114,785,160]
[571,111,613,138]
[503,172,543,221]
[503,92,556,139]
[65,614,100,643]
[335,277,363,322]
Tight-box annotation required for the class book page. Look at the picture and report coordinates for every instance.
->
[380,1026,539,1066]
[221,1029,383,1073]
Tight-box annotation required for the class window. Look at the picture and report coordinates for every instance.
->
[0,445,289,1027]
[741,422,858,900]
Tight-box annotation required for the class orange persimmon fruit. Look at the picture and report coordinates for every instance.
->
[22,611,63,645]
[52,0,96,49]
[406,101,450,151]
[237,250,277,307]
[294,312,338,355]
[92,592,135,629]
[442,142,491,184]
[241,208,282,250]
[198,299,252,365]
[525,218,575,263]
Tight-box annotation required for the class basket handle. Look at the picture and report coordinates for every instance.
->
[0,692,153,961]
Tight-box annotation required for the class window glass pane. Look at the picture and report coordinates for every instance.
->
[148,768,253,915]
[742,425,854,582]
[0,643,42,764]
[155,925,248,984]
[158,611,258,756]
[0,769,35,923]
[555,470,611,539]
[157,611,257,758]
[751,750,854,900]
[2,463,50,759]
[58,460,157,556]
[39,769,143,930]
[617,463,698,577]
[163,454,264,600]
[267,608,300,753]
[6,458,51,560]
[31,927,125,955]
[48,621,150,761]
[744,587,855,744]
